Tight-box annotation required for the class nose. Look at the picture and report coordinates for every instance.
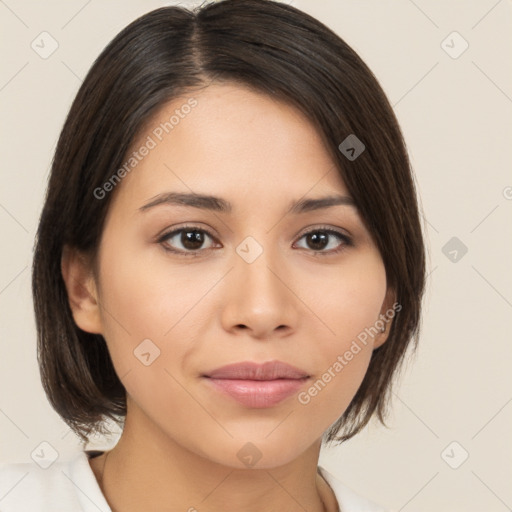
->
[220,250,300,340]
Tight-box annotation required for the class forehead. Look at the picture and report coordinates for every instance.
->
[112,82,348,210]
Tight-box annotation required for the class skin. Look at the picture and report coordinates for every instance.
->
[62,82,395,512]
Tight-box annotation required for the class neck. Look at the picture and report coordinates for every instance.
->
[91,402,337,512]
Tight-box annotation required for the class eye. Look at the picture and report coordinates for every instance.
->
[158,226,219,255]
[157,225,352,256]
[294,227,352,254]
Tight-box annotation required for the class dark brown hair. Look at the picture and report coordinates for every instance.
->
[32,0,425,445]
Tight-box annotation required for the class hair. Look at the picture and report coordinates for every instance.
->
[32,0,426,445]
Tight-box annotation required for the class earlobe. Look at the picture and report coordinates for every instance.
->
[373,287,397,349]
[374,325,389,350]
[61,245,103,334]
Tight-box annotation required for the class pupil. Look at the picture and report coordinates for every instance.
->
[182,230,204,250]
[307,232,328,250]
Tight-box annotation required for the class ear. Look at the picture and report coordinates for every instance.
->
[373,286,397,349]
[61,245,103,334]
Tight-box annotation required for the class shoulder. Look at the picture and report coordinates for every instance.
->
[318,466,389,512]
[0,450,111,512]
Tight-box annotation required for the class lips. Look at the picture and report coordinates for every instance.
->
[203,360,310,408]
[205,360,309,380]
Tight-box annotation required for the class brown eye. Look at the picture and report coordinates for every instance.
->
[305,231,329,251]
[294,228,352,254]
[181,230,206,250]
[159,227,217,254]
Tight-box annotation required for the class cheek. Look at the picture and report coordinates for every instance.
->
[95,226,207,340]
[293,253,386,426]
[296,345,373,434]
[298,250,387,344]
[94,244,208,431]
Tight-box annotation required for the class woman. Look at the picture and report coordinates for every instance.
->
[1,1,425,510]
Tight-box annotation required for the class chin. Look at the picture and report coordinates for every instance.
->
[195,433,317,471]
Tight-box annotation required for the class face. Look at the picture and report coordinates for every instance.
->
[79,83,393,469]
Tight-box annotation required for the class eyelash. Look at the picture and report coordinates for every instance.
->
[157,224,353,258]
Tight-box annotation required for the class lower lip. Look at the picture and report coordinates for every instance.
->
[206,378,307,408]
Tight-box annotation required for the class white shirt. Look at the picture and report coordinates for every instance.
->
[0,450,386,511]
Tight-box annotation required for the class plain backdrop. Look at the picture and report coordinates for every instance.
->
[1,1,511,511]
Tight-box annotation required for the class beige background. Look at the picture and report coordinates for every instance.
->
[1,1,511,511]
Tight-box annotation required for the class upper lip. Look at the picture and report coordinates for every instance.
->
[204,360,309,380]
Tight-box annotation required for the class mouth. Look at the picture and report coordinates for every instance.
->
[202,360,310,408]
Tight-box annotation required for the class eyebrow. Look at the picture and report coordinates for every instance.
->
[139,192,356,214]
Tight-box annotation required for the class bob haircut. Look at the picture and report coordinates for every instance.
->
[32,0,426,445]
